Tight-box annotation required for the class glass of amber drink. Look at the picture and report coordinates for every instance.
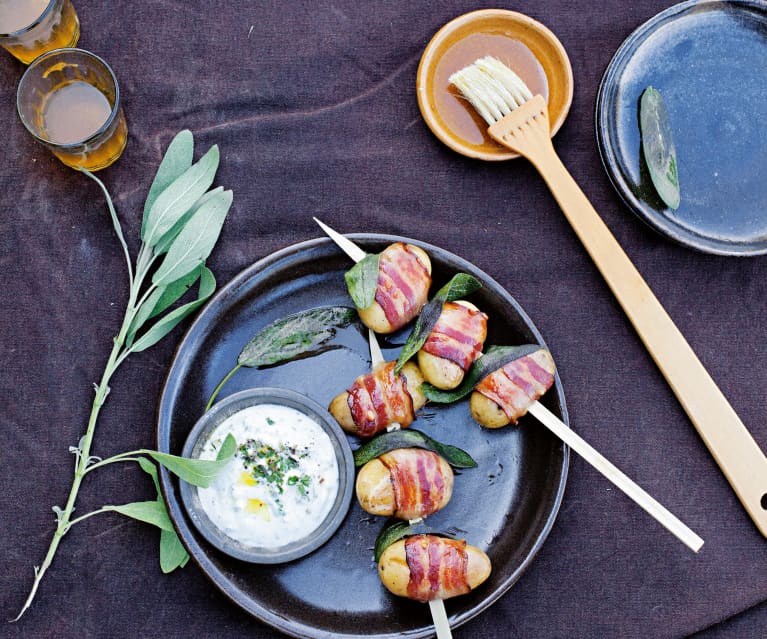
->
[0,0,79,64]
[17,48,128,171]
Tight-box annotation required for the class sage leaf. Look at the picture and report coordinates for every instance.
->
[344,253,380,309]
[146,433,235,488]
[131,267,215,352]
[423,344,543,403]
[142,130,194,229]
[137,457,161,495]
[640,86,680,210]
[238,306,356,367]
[160,528,189,573]
[373,520,459,563]
[154,187,225,257]
[353,429,477,468]
[126,265,204,346]
[142,145,220,248]
[103,500,174,532]
[152,189,232,287]
[395,273,482,373]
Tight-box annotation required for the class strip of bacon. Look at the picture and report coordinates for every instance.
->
[379,449,447,520]
[374,243,431,330]
[405,535,470,602]
[347,362,416,437]
[475,349,555,424]
[422,302,488,370]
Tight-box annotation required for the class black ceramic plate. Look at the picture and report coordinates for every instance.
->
[157,235,569,639]
[596,0,767,255]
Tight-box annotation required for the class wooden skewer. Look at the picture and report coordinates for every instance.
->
[315,217,451,635]
[314,217,704,552]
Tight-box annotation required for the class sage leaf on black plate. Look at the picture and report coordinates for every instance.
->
[152,188,232,287]
[206,306,357,410]
[142,130,194,223]
[146,433,236,487]
[142,145,220,248]
[423,344,543,403]
[640,86,680,210]
[353,429,477,469]
[395,273,482,373]
[344,252,380,309]
[131,267,216,352]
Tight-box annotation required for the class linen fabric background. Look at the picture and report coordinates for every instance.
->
[1,1,766,637]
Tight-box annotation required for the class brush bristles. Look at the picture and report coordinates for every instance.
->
[449,56,534,125]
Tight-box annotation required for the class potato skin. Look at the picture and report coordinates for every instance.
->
[357,245,432,334]
[469,391,511,428]
[417,350,465,390]
[328,362,426,436]
[378,537,492,600]
[355,458,394,516]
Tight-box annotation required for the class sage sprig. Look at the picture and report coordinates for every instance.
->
[206,306,357,410]
[15,130,233,621]
[353,429,477,469]
[344,252,380,308]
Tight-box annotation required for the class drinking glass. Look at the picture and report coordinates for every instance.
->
[17,48,128,171]
[0,0,79,64]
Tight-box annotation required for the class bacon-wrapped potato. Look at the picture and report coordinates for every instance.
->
[358,243,432,334]
[378,535,491,602]
[417,300,488,390]
[470,348,555,428]
[328,361,426,437]
[356,448,454,520]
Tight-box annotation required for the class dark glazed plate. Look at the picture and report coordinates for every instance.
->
[596,0,767,255]
[157,234,569,638]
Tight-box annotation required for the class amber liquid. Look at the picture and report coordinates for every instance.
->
[41,81,127,170]
[0,0,79,64]
[433,33,549,150]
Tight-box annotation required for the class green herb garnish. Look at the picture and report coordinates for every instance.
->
[238,439,313,508]
[16,130,234,621]
[344,252,380,308]
[640,86,680,210]
[353,429,477,469]
[394,273,482,373]
[205,305,357,410]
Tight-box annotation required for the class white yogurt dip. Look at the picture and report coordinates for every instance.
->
[197,403,340,548]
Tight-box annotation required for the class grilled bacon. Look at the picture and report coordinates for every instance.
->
[328,361,426,437]
[358,243,432,334]
[378,535,491,602]
[418,300,488,390]
[356,448,454,520]
[470,348,555,428]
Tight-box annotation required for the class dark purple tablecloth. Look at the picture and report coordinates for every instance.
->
[2,1,766,637]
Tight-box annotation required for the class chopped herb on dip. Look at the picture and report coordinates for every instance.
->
[196,404,339,548]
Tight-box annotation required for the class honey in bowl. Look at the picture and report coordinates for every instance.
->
[0,0,80,65]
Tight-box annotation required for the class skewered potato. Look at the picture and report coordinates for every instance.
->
[357,243,432,334]
[470,348,555,428]
[328,361,426,437]
[378,535,491,602]
[417,300,487,390]
[356,448,454,520]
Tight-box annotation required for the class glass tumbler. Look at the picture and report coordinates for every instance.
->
[0,0,80,64]
[17,48,128,171]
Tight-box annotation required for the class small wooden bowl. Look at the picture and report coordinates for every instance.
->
[417,9,574,160]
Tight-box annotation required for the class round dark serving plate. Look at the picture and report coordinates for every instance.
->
[157,234,569,638]
[596,0,767,255]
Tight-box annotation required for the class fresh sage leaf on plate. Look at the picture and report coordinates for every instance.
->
[640,86,680,210]
[423,344,543,403]
[344,252,380,309]
[142,144,220,247]
[353,428,477,469]
[395,273,482,373]
[206,306,357,410]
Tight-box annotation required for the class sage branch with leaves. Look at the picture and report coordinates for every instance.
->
[15,130,235,621]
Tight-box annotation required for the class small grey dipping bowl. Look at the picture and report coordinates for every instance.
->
[179,387,354,564]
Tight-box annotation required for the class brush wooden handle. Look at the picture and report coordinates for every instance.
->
[489,97,767,536]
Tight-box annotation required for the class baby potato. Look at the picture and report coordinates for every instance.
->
[355,448,454,519]
[470,391,511,429]
[417,350,465,391]
[378,535,491,602]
